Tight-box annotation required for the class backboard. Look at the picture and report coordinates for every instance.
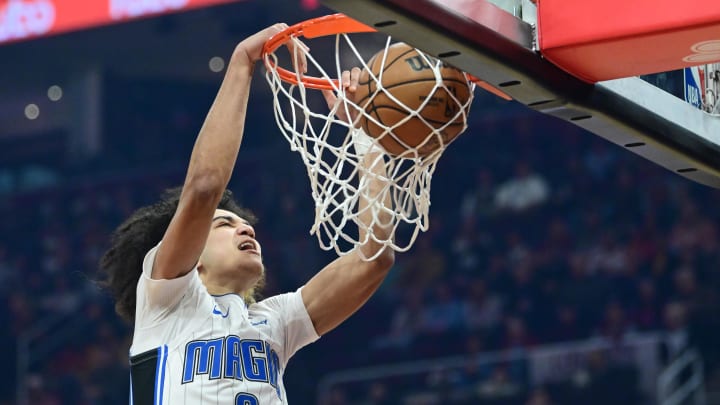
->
[321,0,720,188]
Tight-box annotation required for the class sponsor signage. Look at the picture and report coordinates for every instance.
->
[684,66,705,109]
[0,0,238,44]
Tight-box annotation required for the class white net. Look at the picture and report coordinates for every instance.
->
[264,27,475,259]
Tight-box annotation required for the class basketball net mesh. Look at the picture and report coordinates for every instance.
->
[264,34,475,259]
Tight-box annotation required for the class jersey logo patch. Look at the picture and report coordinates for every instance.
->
[212,305,230,318]
[251,319,268,326]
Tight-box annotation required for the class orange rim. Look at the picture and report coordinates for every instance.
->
[466,74,513,101]
[262,14,377,90]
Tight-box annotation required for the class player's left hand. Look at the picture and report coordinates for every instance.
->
[322,67,362,124]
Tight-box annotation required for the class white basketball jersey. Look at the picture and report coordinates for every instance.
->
[129,245,320,405]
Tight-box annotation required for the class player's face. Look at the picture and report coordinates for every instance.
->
[199,209,264,288]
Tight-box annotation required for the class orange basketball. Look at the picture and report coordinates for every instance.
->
[354,43,471,157]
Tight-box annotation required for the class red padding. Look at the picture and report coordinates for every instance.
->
[537,0,720,83]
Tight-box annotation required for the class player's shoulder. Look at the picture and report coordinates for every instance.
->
[249,289,303,314]
[251,291,295,308]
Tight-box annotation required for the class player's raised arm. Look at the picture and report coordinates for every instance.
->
[301,71,395,336]
[153,23,303,280]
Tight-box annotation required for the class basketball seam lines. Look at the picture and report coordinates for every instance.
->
[356,78,469,107]
[379,78,469,91]
[364,105,465,126]
[357,47,417,87]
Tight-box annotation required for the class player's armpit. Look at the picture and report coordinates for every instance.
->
[300,248,393,336]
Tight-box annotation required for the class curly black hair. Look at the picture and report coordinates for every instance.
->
[99,187,261,323]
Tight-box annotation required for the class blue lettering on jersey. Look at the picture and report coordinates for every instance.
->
[182,336,281,399]
[241,340,268,381]
[225,336,243,380]
[183,338,223,383]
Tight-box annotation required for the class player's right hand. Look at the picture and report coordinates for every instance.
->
[234,23,308,73]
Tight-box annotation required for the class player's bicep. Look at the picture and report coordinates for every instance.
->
[152,192,216,279]
[301,254,390,336]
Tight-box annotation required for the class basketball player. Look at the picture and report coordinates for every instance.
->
[99,24,393,404]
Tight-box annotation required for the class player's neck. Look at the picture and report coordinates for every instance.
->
[200,274,253,296]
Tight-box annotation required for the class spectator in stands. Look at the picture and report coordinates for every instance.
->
[476,364,524,402]
[394,235,447,291]
[25,374,61,405]
[501,316,537,351]
[661,301,690,364]
[451,219,488,274]
[425,365,469,403]
[546,304,585,343]
[583,142,617,182]
[597,300,631,342]
[631,278,662,331]
[420,282,465,335]
[318,386,348,405]
[560,255,607,326]
[672,267,700,309]
[0,245,17,293]
[583,230,631,276]
[573,349,641,404]
[357,381,395,405]
[525,386,554,405]
[371,288,426,355]
[459,168,497,222]
[534,217,573,273]
[669,200,705,254]
[461,278,503,332]
[494,162,550,213]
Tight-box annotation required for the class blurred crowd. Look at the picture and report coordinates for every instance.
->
[1,77,719,405]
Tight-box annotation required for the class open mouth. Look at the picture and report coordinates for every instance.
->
[238,241,260,255]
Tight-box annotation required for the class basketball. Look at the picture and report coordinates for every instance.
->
[353,42,472,157]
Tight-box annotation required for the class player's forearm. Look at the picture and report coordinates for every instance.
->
[301,153,393,335]
[357,149,394,263]
[184,52,255,197]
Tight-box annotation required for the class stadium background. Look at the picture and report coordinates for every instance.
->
[1,1,719,404]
